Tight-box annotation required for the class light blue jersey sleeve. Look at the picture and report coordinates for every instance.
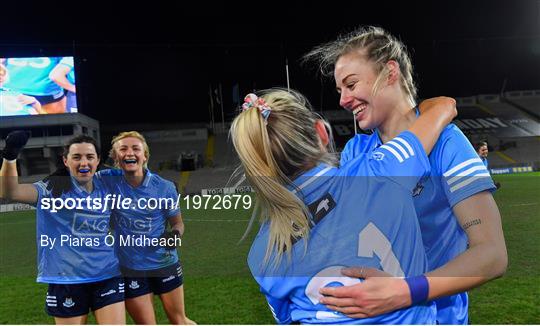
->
[340,134,370,165]
[345,131,431,191]
[59,56,74,68]
[435,125,496,207]
[33,179,51,199]
[59,57,76,84]
[94,168,123,192]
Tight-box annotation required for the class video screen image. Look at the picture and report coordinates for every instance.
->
[0,56,77,117]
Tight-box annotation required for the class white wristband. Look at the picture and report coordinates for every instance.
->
[3,158,17,163]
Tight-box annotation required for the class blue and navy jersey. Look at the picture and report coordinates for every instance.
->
[4,57,63,96]
[481,157,489,169]
[98,169,180,270]
[59,57,76,85]
[249,131,436,324]
[340,124,495,325]
[33,176,120,284]
[0,88,36,116]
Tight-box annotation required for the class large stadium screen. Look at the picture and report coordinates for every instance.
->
[0,56,78,117]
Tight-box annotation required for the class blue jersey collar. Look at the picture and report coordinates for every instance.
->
[141,169,152,188]
[70,175,94,195]
[122,169,153,188]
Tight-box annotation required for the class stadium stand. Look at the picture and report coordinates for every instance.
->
[3,91,538,195]
[212,126,239,168]
[0,113,100,176]
[504,90,540,118]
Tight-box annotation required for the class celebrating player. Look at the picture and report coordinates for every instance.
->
[231,89,456,324]
[0,132,125,324]
[305,26,507,323]
[102,131,194,325]
[476,141,501,189]
[476,141,489,168]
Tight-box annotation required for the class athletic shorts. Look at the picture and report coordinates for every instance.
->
[32,92,65,105]
[45,277,124,317]
[121,262,183,299]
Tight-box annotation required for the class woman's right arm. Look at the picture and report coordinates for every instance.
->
[408,97,457,155]
[0,159,38,204]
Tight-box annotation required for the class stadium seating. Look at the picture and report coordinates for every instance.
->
[504,90,540,117]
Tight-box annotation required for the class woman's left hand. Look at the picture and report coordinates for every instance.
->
[319,267,411,318]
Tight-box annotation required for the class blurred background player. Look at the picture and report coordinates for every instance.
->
[50,57,78,113]
[305,26,506,323]
[476,141,489,168]
[0,132,125,325]
[3,57,66,114]
[476,141,501,188]
[231,89,456,324]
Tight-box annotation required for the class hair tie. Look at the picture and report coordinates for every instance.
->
[242,93,271,121]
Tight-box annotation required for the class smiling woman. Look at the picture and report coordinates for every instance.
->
[305,25,506,324]
[0,131,126,325]
[100,130,194,325]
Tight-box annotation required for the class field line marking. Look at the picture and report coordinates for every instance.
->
[508,203,538,207]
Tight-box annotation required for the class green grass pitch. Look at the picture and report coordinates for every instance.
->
[0,172,538,324]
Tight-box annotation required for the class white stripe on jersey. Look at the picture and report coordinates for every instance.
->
[443,158,483,177]
[387,140,410,159]
[393,137,415,156]
[293,166,333,194]
[35,181,48,194]
[379,145,404,163]
[447,165,488,185]
[450,173,491,192]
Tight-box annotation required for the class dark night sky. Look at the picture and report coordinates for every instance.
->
[1,1,539,125]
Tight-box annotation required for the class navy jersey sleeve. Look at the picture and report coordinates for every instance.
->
[434,125,496,207]
[368,130,431,191]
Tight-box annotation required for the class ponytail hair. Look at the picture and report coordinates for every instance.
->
[230,88,337,267]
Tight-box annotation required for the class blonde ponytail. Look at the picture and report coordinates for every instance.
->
[230,89,337,267]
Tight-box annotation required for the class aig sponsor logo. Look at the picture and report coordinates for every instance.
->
[116,214,152,234]
[72,213,109,236]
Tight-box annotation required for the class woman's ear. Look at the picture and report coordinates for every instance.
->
[315,120,329,147]
[386,60,400,85]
